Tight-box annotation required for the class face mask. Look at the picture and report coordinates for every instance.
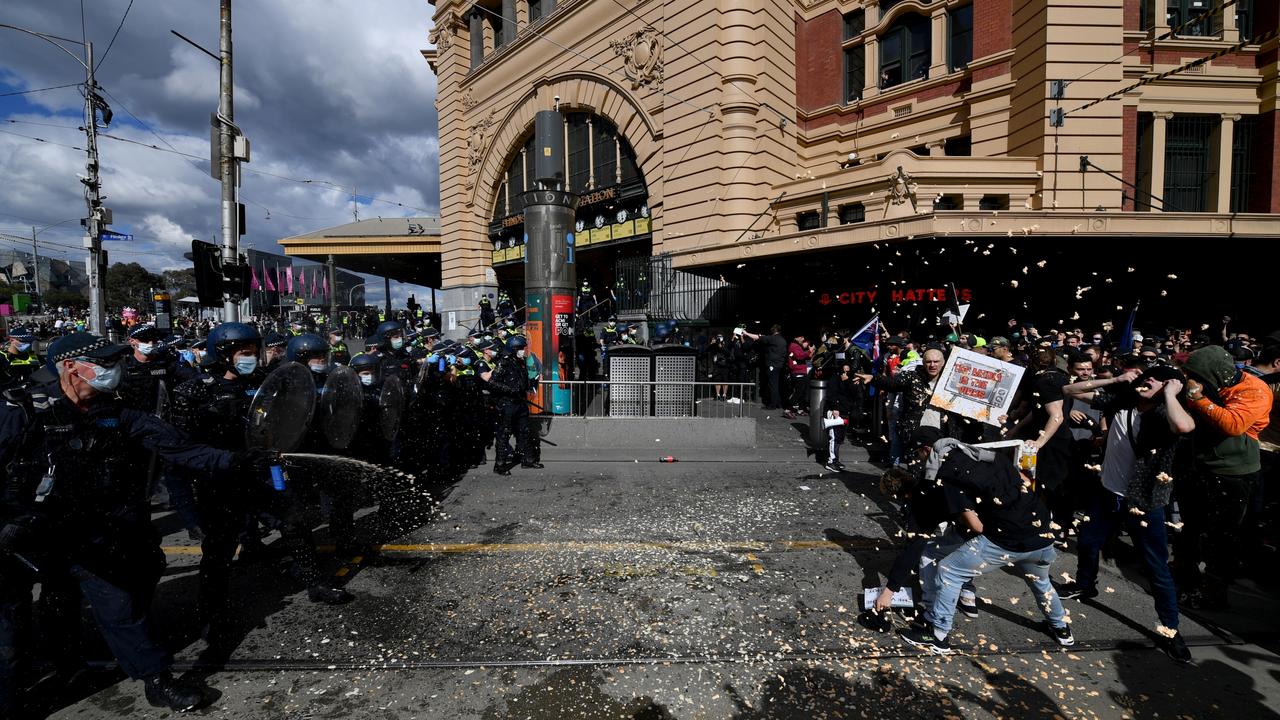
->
[180,349,195,364]
[427,353,440,364]
[461,357,472,366]
[391,338,405,350]
[359,373,375,386]
[445,354,456,365]
[516,349,527,359]
[17,342,32,353]
[332,335,343,343]
[136,342,156,356]
[308,361,328,374]
[76,361,122,393]
[234,356,259,376]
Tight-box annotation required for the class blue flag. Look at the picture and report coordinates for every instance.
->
[850,314,880,361]
[1119,301,1140,353]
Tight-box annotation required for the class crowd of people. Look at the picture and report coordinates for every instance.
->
[1,290,1277,714]
[0,298,551,715]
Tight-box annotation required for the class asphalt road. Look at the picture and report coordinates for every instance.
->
[40,417,1280,719]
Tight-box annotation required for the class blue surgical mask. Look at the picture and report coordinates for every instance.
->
[76,360,122,392]
[332,335,343,343]
[461,357,472,366]
[234,356,259,376]
[136,342,156,356]
[308,361,328,374]
[359,373,375,386]
[391,338,405,350]
[180,349,195,364]
[17,342,32,353]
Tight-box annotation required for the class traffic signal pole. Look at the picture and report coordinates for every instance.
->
[83,40,108,335]
[218,0,241,321]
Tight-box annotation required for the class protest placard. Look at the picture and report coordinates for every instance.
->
[929,347,1024,426]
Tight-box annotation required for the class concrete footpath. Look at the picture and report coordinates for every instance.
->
[47,413,1280,719]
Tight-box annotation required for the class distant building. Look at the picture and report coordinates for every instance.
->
[243,247,364,317]
[0,248,89,299]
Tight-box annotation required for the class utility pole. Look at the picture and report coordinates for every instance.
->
[327,254,338,327]
[30,227,41,303]
[82,40,108,335]
[218,0,241,321]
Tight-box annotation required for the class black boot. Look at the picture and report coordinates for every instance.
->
[520,461,545,469]
[493,461,513,476]
[143,672,204,712]
[307,583,354,605]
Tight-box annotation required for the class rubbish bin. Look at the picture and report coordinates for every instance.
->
[653,345,697,417]
[808,377,830,452]
[607,344,653,417]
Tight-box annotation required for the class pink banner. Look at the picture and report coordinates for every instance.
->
[250,267,260,291]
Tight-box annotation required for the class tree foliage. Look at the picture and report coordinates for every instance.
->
[160,268,198,300]
[106,262,163,309]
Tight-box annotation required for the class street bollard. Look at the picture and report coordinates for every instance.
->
[808,377,829,453]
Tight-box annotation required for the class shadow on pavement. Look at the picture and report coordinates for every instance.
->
[479,666,674,720]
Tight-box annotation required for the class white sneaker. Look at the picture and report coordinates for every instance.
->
[727,397,742,404]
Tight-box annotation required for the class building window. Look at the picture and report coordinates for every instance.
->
[1164,114,1216,212]
[843,9,865,40]
[1236,0,1253,39]
[838,203,865,224]
[933,195,960,210]
[490,10,506,49]
[949,5,973,71]
[529,0,543,23]
[1230,115,1256,212]
[944,135,972,156]
[978,195,1008,210]
[797,211,821,230]
[567,115,591,193]
[844,47,866,103]
[880,13,931,88]
[592,119,618,187]
[1167,0,1214,36]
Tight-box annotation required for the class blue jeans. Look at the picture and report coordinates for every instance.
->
[918,528,976,611]
[1076,486,1180,630]
[926,535,1067,636]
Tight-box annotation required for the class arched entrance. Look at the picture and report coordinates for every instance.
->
[487,111,651,297]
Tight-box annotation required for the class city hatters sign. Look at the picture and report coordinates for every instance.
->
[818,286,973,305]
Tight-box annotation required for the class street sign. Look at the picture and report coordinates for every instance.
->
[100,230,133,241]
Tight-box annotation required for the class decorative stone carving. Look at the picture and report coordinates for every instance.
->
[888,166,918,206]
[610,27,664,89]
[461,89,478,112]
[465,108,498,189]
[429,15,457,53]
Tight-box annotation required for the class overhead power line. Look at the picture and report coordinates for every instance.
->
[0,82,82,98]
[1067,0,1239,86]
[96,0,136,71]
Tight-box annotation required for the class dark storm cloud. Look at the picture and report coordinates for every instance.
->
[0,0,439,304]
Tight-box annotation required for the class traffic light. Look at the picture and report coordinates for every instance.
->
[191,239,224,307]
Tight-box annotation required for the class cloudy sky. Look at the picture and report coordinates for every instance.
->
[0,0,438,307]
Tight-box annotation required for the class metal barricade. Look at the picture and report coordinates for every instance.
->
[653,345,697,417]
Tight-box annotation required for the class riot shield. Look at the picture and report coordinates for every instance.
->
[320,364,362,450]
[378,374,405,441]
[246,361,316,453]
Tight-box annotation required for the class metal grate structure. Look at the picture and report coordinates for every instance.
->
[608,355,651,417]
[614,253,741,322]
[653,352,697,417]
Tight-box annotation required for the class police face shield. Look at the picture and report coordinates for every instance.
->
[246,362,317,453]
[378,374,405,441]
[319,364,363,450]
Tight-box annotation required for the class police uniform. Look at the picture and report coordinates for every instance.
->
[0,336,245,713]
[0,332,41,388]
[488,347,533,474]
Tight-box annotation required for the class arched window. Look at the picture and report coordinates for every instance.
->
[880,13,930,89]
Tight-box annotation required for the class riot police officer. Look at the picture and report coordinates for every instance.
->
[118,324,198,413]
[348,353,392,465]
[263,332,288,373]
[1,327,41,388]
[478,295,496,330]
[171,322,276,644]
[0,333,271,713]
[327,328,350,366]
[374,320,412,383]
[488,336,538,475]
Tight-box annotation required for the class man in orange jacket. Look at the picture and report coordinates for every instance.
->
[1176,345,1272,609]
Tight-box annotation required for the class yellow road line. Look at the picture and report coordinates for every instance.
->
[161,539,850,557]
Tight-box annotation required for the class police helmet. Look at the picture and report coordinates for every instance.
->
[375,320,404,345]
[505,335,528,354]
[286,333,330,363]
[264,331,288,349]
[350,352,381,377]
[207,322,262,362]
